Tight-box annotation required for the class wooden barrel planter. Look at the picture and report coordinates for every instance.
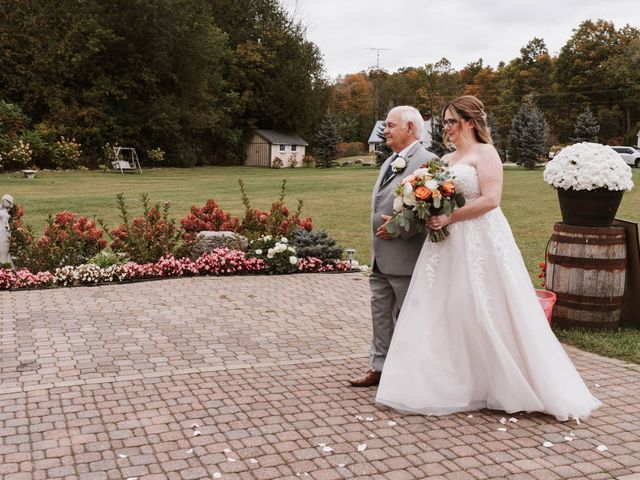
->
[546,222,627,330]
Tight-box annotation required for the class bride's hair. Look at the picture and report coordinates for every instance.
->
[442,95,492,146]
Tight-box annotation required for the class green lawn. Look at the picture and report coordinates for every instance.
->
[2,165,639,363]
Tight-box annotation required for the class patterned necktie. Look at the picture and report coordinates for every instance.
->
[383,154,397,183]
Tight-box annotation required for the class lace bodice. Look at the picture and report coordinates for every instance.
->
[451,164,480,200]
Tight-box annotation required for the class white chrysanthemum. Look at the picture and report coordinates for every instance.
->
[543,142,634,191]
[280,237,288,243]
[289,256,298,265]
[255,249,263,255]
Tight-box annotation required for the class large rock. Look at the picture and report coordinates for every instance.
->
[190,231,249,260]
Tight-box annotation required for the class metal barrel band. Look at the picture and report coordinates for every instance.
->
[547,254,626,271]
[549,234,626,245]
[552,316,619,330]
[554,291,625,306]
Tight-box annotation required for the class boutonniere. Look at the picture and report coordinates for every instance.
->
[391,155,407,173]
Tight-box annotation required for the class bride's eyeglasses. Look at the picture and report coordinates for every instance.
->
[442,119,459,128]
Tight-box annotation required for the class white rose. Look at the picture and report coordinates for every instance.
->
[289,256,298,265]
[425,179,438,190]
[280,237,288,243]
[393,195,405,212]
[267,248,275,259]
[255,249,263,255]
[403,191,417,207]
[391,156,406,172]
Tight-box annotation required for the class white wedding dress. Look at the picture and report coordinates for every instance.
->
[376,164,602,421]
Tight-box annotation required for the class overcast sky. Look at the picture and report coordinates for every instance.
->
[280,0,640,80]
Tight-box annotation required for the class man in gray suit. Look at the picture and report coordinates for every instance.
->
[349,105,438,387]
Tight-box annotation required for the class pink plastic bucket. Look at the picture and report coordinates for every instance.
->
[536,289,556,325]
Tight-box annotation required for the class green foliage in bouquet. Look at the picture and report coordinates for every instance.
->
[290,229,343,263]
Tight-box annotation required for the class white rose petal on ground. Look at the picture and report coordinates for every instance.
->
[191,423,199,429]
[543,441,554,448]
[213,473,222,479]
[595,384,601,388]
[118,454,128,459]
[355,415,364,421]
[508,417,518,423]
[467,415,473,418]
[365,417,374,421]
[186,448,194,454]
[227,457,237,462]
[357,443,367,452]
[193,430,201,436]
[338,463,346,467]
[322,446,334,453]
[596,445,608,452]
[388,421,397,426]
[499,417,507,424]
[369,434,375,438]
[564,436,574,442]
[223,448,232,453]
[497,427,507,432]
[250,458,258,464]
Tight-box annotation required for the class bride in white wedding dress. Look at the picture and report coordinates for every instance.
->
[375,95,601,421]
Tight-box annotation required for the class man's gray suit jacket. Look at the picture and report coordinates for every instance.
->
[370,142,439,276]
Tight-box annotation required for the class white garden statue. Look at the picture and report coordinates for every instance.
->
[0,194,15,268]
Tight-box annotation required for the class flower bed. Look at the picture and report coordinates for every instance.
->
[0,247,351,291]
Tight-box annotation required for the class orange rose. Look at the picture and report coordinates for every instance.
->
[414,186,432,200]
[441,182,455,196]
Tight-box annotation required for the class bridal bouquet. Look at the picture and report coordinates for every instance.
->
[386,160,465,242]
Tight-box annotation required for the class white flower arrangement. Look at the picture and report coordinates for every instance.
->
[391,155,407,173]
[543,142,634,191]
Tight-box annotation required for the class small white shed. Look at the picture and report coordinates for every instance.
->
[245,130,308,167]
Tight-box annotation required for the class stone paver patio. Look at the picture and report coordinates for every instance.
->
[1,273,639,480]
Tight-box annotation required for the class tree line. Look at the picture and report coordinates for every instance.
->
[329,20,640,159]
[0,0,326,168]
[1,8,638,169]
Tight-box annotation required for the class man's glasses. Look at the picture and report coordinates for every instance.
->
[442,119,459,128]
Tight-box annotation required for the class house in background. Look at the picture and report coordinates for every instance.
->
[245,130,308,167]
[367,117,433,153]
[367,120,385,153]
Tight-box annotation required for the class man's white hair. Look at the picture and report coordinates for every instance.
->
[388,106,424,140]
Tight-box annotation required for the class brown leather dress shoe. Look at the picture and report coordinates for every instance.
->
[348,370,381,387]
